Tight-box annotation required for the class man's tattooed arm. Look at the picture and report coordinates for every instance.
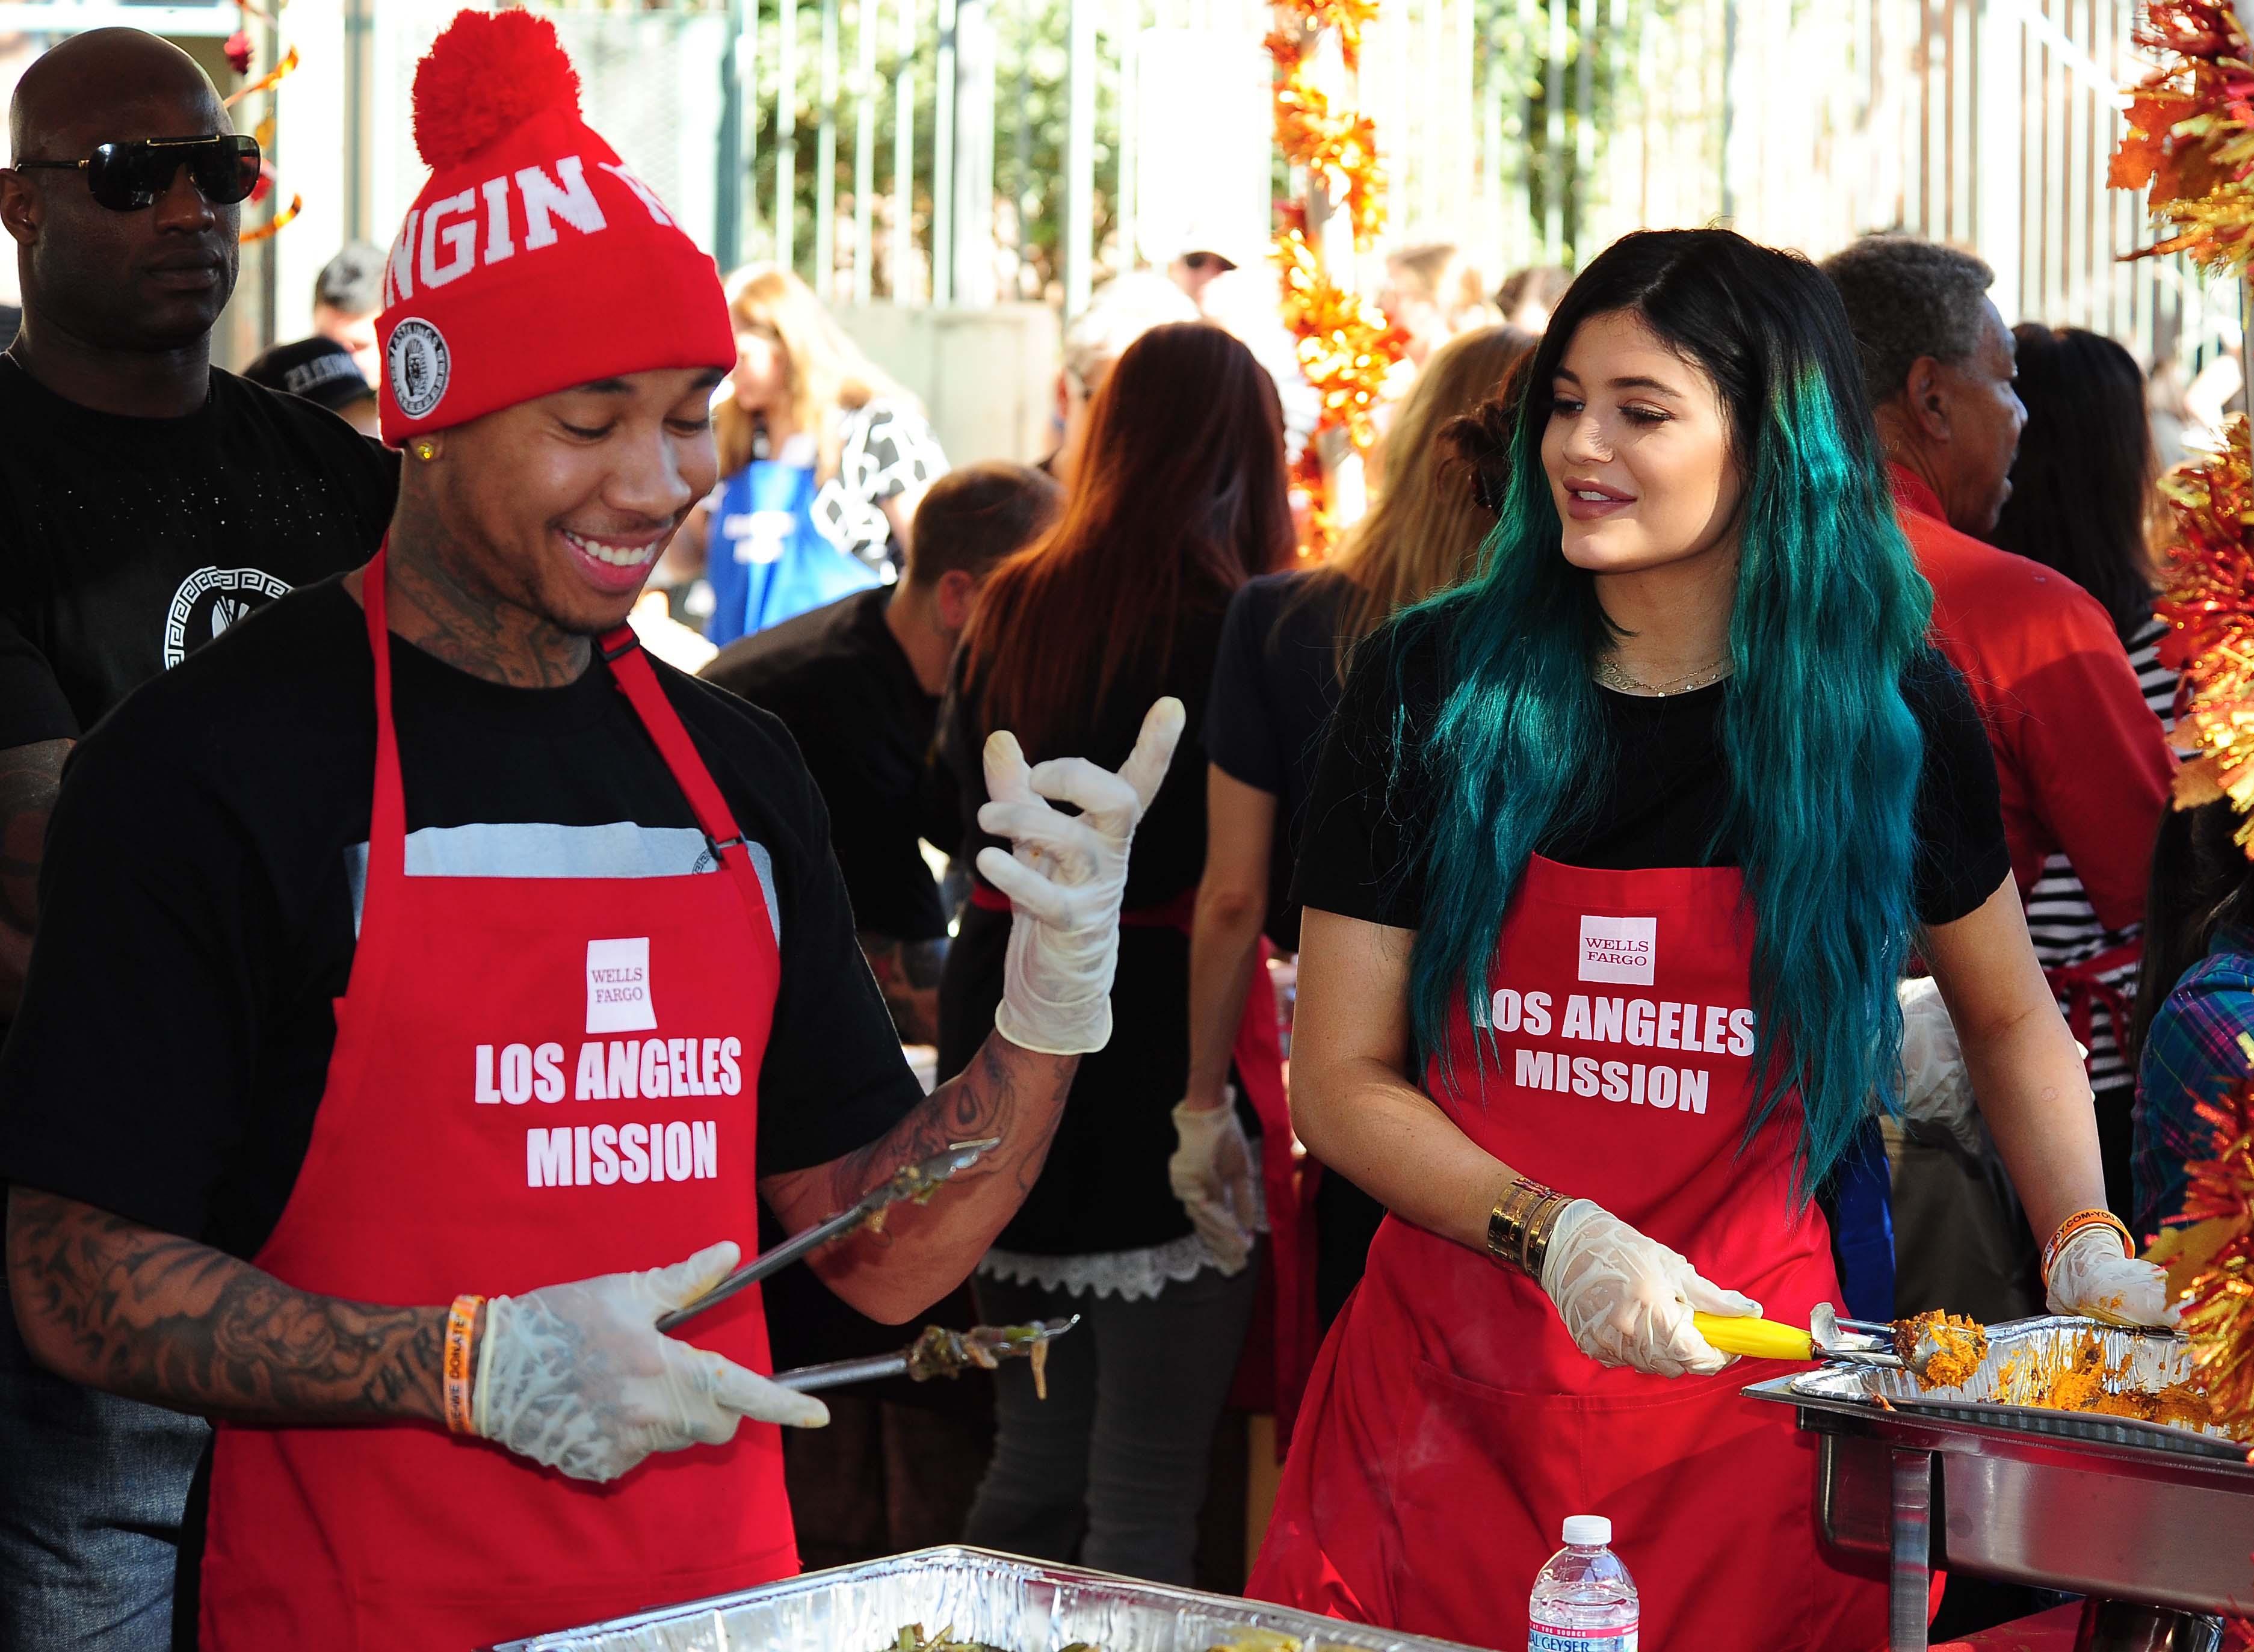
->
[756,1032,1078,1323]
[0,738,69,1018]
[5,1186,450,1426]
[857,931,948,1046]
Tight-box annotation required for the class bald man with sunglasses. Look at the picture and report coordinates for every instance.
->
[0,29,394,1651]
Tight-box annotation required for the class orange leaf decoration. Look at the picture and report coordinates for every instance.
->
[2157,416,2254,844]
[2111,1,2254,274]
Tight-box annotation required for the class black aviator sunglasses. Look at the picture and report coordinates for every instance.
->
[13,135,261,212]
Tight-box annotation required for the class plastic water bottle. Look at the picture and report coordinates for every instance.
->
[1528,1515,1639,1651]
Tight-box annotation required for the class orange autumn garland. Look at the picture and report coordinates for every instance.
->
[2156,414,2254,840]
[1267,0,1406,556]
[2111,0,2254,275]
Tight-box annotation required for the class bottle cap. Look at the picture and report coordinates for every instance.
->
[1561,1514,1611,1547]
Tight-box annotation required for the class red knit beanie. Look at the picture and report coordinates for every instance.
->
[376,9,735,445]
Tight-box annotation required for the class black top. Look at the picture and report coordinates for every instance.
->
[0,581,923,1260]
[935,602,1241,1254]
[1203,569,1357,951]
[1295,619,2012,931]
[0,357,397,746]
[700,587,958,942]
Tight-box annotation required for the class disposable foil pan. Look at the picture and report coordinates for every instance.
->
[1786,1315,2247,1463]
[489,1545,1486,1652]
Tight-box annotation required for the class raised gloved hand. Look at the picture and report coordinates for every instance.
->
[1539,1200,1762,1378]
[1169,1095,1256,1274]
[2046,1224,2181,1328]
[975,698,1184,1055]
[474,1240,829,1484]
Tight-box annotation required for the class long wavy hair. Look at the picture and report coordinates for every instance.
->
[1310,324,1536,677]
[1398,227,1933,1197]
[959,321,1292,754]
[714,264,912,482]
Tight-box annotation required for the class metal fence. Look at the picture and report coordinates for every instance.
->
[682,0,2236,364]
[8,0,2222,368]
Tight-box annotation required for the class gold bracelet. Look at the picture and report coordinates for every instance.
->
[1522,1192,1575,1282]
[2041,1209,2134,1288]
[443,1294,484,1435]
[1487,1178,1566,1278]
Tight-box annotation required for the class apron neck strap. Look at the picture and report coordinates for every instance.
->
[362,542,408,895]
[594,627,761,868]
[359,546,774,934]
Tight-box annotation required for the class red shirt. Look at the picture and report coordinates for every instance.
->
[1893,464,2172,929]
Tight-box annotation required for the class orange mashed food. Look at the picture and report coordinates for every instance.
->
[1993,1336,2223,1433]
[1897,1310,1987,1389]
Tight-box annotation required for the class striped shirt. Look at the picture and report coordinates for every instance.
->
[2027,615,2175,1094]
[2135,930,2254,1239]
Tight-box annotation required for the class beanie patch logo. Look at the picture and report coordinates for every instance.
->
[389,318,451,420]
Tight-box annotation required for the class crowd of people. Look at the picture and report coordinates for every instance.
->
[0,13,2234,1652]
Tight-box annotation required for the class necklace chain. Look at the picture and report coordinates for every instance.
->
[1592,656,1735,697]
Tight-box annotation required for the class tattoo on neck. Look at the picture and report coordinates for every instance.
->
[384,505,590,689]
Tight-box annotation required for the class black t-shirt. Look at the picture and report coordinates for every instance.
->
[700,587,957,941]
[934,602,1237,1254]
[0,580,923,1260]
[1204,569,1357,951]
[0,357,397,746]
[1296,617,2012,931]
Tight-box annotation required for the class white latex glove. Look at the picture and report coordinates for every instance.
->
[975,698,1184,1055]
[1895,976,1983,1155]
[2046,1224,2182,1328]
[474,1240,829,1484]
[1170,1094,1256,1275]
[1538,1200,1762,1378]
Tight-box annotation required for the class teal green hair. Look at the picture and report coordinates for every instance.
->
[1399,229,1933,1198]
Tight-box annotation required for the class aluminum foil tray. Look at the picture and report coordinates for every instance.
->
[489,1545,1486,1652]
[1786,1315,2248,1463]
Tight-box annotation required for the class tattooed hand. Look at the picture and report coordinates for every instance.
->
[5,1185,448,1423]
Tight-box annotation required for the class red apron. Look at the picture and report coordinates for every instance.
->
[198,548,798,1650]
[1247,855,1888,1651]
[967,884,1317,1443]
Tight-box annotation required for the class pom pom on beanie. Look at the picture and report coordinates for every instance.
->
[411,9,582,170]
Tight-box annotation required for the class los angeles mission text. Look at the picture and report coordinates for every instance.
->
[478,1037,742,1188]
[1487,988,1755,1114]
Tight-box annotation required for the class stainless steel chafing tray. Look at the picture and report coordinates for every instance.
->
[1745,1316,2254,1652]
[487,1545,1488,1652]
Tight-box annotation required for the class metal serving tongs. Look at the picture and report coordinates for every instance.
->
[656,1138,1002,1334]
[1691,1303,1991,1383]
[773,1316,1081,1393]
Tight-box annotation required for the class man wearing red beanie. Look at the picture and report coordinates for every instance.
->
[0,12,1180,1647]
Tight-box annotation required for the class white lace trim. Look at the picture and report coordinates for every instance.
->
[977,1139,1268,1302]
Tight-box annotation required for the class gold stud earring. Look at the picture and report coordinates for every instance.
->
[413,442,436,461]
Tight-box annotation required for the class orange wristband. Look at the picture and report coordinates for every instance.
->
[443,1294,483,1435]
[2041,1209,2132,1287]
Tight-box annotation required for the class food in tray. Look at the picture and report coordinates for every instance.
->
[1893,1310,1987,1389]
[1992,1333,2224,1432]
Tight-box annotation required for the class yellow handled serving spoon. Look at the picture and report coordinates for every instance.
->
[1691,1305,1989,1384]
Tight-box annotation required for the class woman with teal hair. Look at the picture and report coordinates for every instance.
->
[1245,229,2173,1650]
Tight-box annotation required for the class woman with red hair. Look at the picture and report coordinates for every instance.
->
[937,321,1294,1583]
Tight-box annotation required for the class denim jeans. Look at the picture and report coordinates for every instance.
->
[0,1274,209,1651]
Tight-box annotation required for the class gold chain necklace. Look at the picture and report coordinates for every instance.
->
[1592,656,1735,697]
